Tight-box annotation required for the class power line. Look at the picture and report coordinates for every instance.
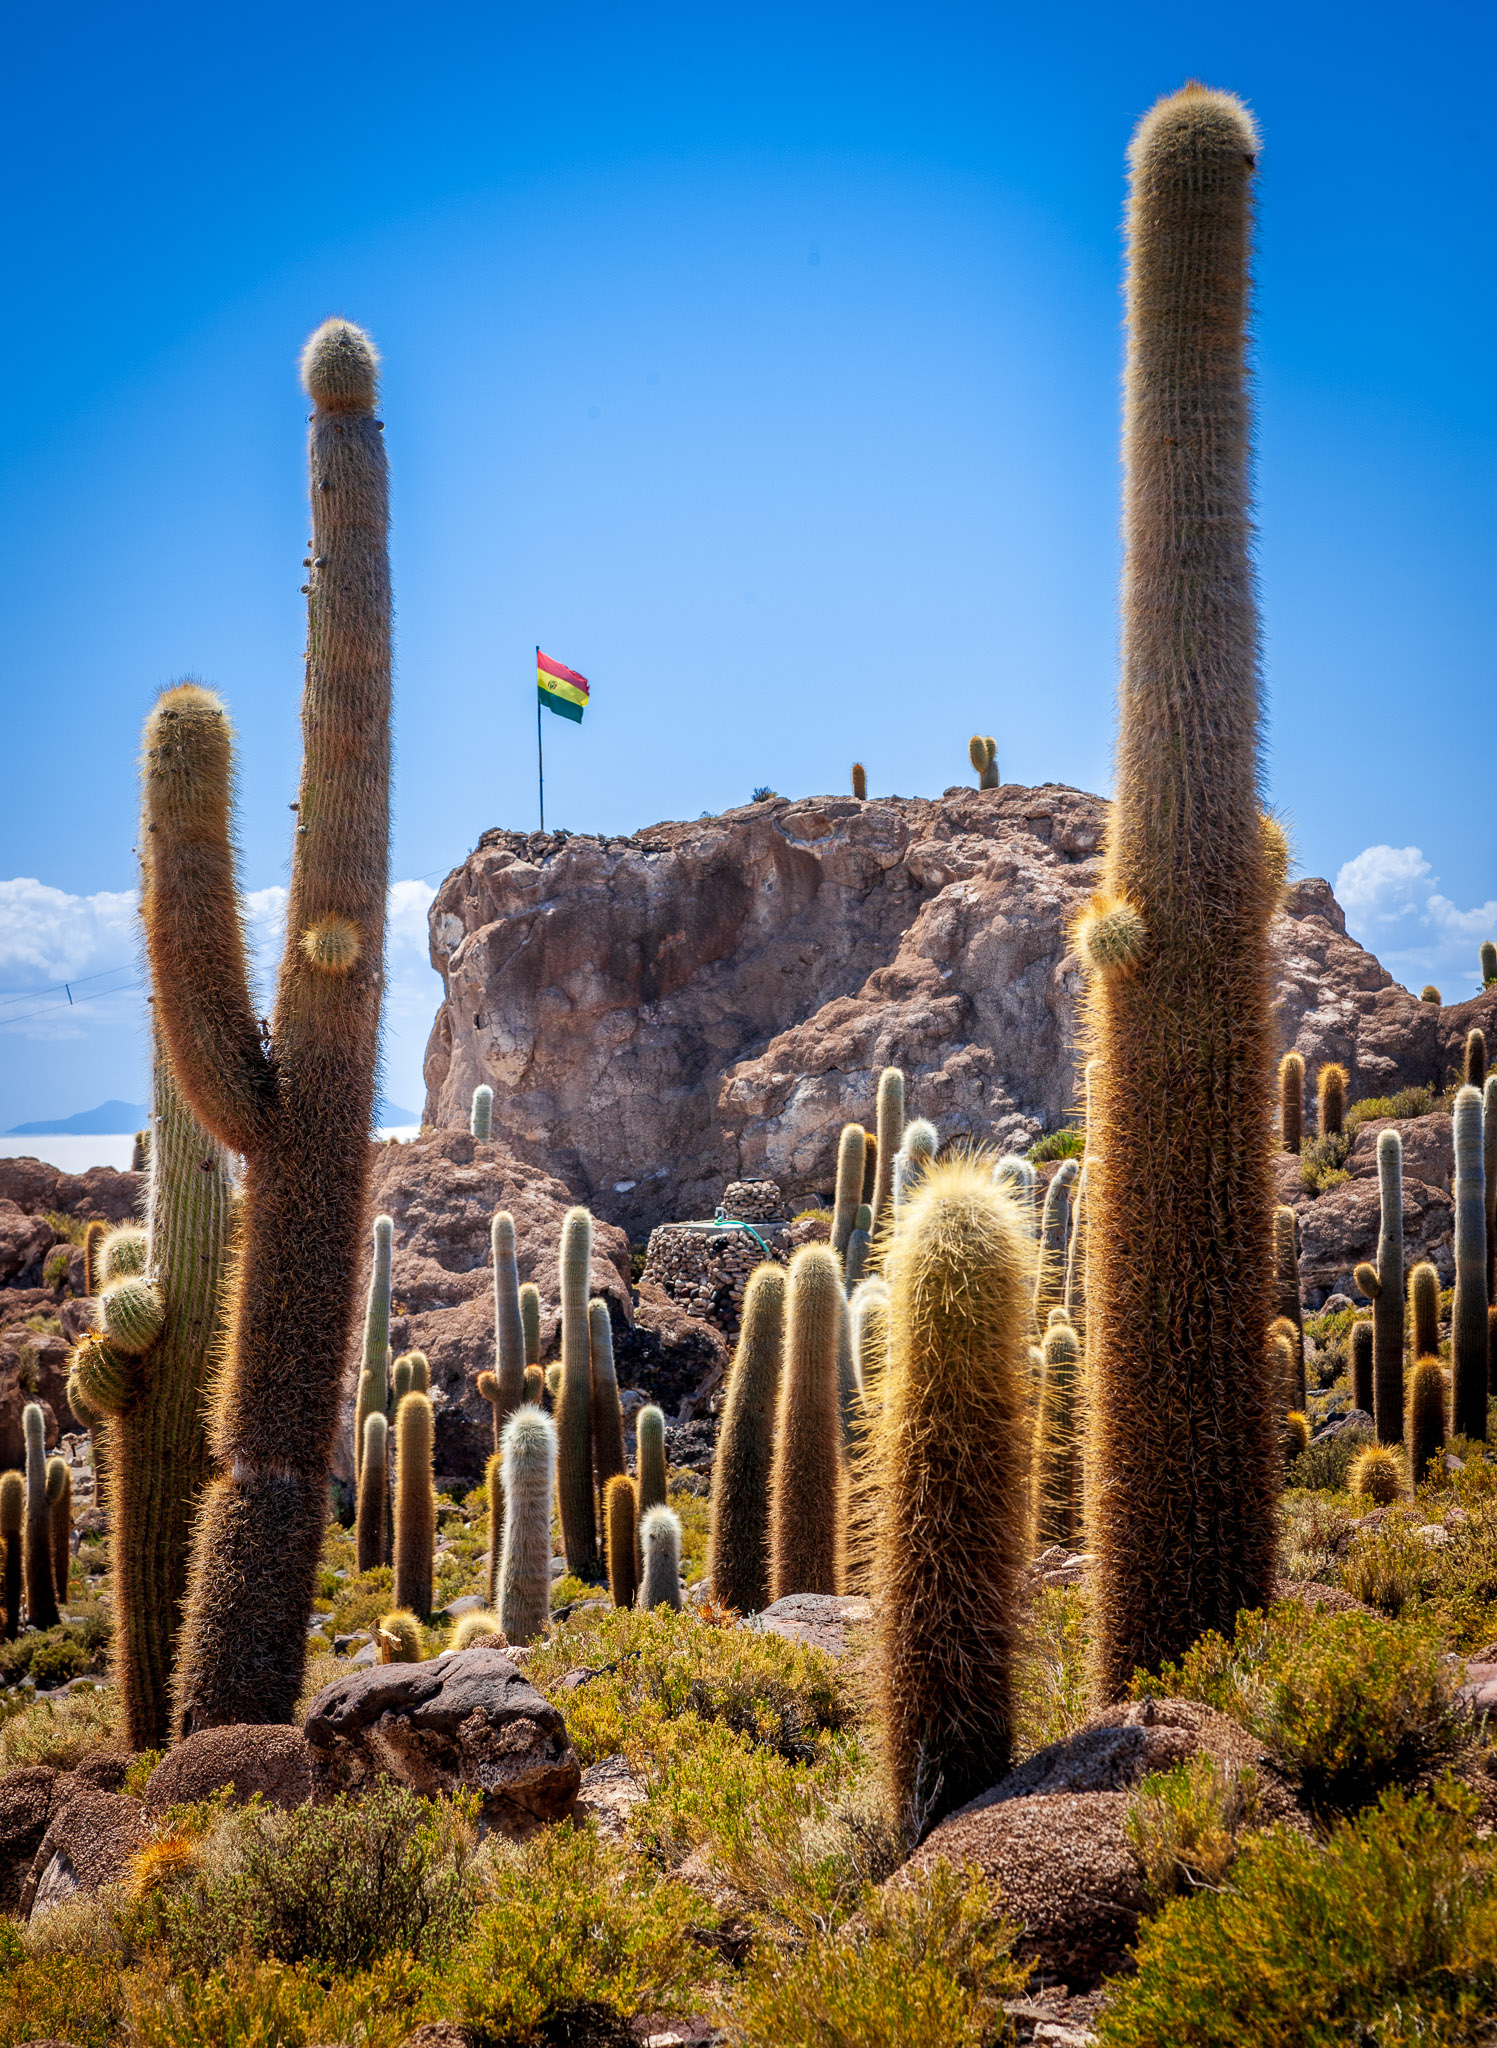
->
[0,974,140,1030]
[0,962,137,1009]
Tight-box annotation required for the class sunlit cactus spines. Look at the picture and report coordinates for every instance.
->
[489,1211,527,1437]
[0,1473,21,1641]
[1273,1206,1305,1408]
[520,1282,542,1366]
[496,1404,556,1646]
[1076,896,1148,980]
[708,1264,785,1614]
[1409,1358,1447,1486]
[969,735,999,789]
[1279,1052,1305,1155]
[769,1244,845,1600]
[893,1119,938,1209]
[1034,1158,1079,1324]
[1351,1318,1374,1416]
[870,1067,905,1232]
[636,1404,668,1518]
[831,1123,867,1260]
[1316,1062,1348,1139]
[46,1457,71,1604]
[1466,1031,1488,1093]
[1409,1261,1441,1363]
[844,1203,873,1287]
[23,1404,57,1631]
[1483,941,1497,987]
[589,1298,626,1511]
[470,1083,494,1141]
[605,1473,639,1610]
[1420,985,1441,1005]
[392,1391,436,1621]
[1355,1127,1406,1446]
[639,1505,683,1612]
[356,1411,388,1574]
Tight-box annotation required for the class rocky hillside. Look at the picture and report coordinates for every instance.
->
[422,783,1497,1236]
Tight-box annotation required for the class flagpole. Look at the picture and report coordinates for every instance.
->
[535,646,545,833]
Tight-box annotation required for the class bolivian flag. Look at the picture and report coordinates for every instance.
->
[537,650,589,723]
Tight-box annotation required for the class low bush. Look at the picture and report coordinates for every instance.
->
[124,1953,423,2048]
[1098,1783,1497,2047]
[1299,1130,1352,1196]
[1028,1128,1084,1163]
[0,1934,123,2047]
[1124,1756,1259,1902]
[1013,1583,1090,1758]
[1344,1086,1438,1132]
[1285,1421,1372,1495]
[0,1682,119,1768]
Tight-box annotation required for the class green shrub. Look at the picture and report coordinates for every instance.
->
[727,1860,1027,2048]
[1338,1459,1497,1650]
[1286,1421,1372,1494]
[1027,1129,1085,1164]
[1132,1603,1465,1813]
[1299,1131,1352,1196]
[1124,1757,1259,1902]
[0,1937,122,2047]
[1013,1583,1090,1759]
[0,1684,119,1769]
[133,1781,481,1972]
[1344,1086,1437,1133]
[124,1953,422,2048]
[1098,1783,1497,2047]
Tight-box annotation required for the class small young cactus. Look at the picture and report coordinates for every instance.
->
[489,1211,528,1435]
[376,1609,422,1663]
[555,1207,599,1578]
[1466,1031,1488,1093]
[545,1361,563,1400]
[1483,940,1497,987]
[1283,1410,1311,1462]
[23,1404,57,1631]
[707,1264,784,1614]
[1033,1159,1079,1325]
[1034,1321,1083,1549]
[639,1505,683,1611]
[1351,1320,1374,1416]
[523,1364,544,1406]
[851,762,867,800]
[1408,1261,1441,1364]
[46,1457,70,1603]
[520,1283,542,1366]
[589,1299,626,1510]
[604,1473,639,1609]
[130,1130,150,1173]
[968,735,999,789]
[1075,896,1148,979]
[495,1405,556,1646]
[81,1220,108,1298]
[355,1411,388,1574]
[844,1204,873,1287]
[1408,1358,1447,1486]
[1316,1062,1348,1139]
[1348,1443,1403,1506]
[870,1068,905,1233]
[392,1392,435,1621]
[892,1119,938,1209]
[831,1124,867,1261]
[354,1215,394,1483]
[636,1405,668,1517]
[470,1083,494,1141]
[399,1350,429,1394]
[449,1609,506,1651]
[1273,1207,1305,1408]
[1421,986,1442,1005]
[0,1473,20,1641]
[391,1357,412,1405]
[769,1245,845,1600]
[1451,1083,1488,1439]
[1279,1051,1305,1155]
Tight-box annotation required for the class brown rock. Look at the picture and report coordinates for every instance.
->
[572,1752,647,1841]
[1294,1170,1453,1304]
[303,1647,580,1834]
[20,1787,149,1921]
[0,1157,141,1229]
[401,2029,477,2048]
[741,1592,873,1658]
[0,1202,58,1288]
[144,1724,315,1812]
[1273,1577,1377,1619]
[0,1765,65,1911]
[69,1752,135,1793]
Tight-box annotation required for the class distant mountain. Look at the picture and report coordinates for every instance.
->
[375,1098,418,1127]
[8,1100,149,1136]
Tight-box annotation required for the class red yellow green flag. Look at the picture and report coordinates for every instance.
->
[537,650,589,723]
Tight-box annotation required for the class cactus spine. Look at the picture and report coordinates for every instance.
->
[23,1405,57,1631]
[844,1204,873,1287]
[147,320,391,1733]
[391,1356,412,1405]
[1409,1261,1441,1364]
[706,1264,784,1614]
[636,1405,668,1517]
[489,1212,527,1437]
[1466,1030,1488,1093]
[830,1125,867,1260]
[1408,1358,1446,1486]
[639,1505,683,1612]
[356,1412,388,1573]
[470,1084,493,1141]
[870,1067,905,1234]
[392,1392,435,1621]
[1034,1321,1083,1550]
[46,1458,70,1604]
[496,1405,555,1646]
[873,1158,1030,1828]
[589,1299,626,1512]
[1279,1052,1305,1155]
[851,762,867,800]
[1034,1159,1079,1325]
[1351,1319,1374,1417]
[1354,1129,1406,1446]
[604,1474,638,1609]
[768,1244,845,1600]
[969,735,999,789]
[1086,88,1279,1692]
[555,1207,598,1579]
[1316,1062,1347,1139]
[0,1474,20,1640]
[1451,1083,1489,1439]
[1273,1206,1305,1408]
[376,1610,422,1663]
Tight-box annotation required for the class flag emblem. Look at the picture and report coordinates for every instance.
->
[537,651,589,723]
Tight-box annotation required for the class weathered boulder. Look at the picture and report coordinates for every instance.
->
[0,1157,141,1231]
[303,1647,581,1835]
[741,1593,874,1657]
[144,1724,315,1812]
[0,1766,67,1912]
[1293,1168,1454,1304]
[20,1787,149,1922]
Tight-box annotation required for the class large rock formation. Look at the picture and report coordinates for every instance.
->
[422,785,1495,1239]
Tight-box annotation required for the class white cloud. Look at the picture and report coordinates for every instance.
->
[1335,845,1497,1000]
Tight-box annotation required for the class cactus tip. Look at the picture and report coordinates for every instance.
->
[300,318,379,411]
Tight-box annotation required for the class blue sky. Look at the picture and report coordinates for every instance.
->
[1,0,1493,1129]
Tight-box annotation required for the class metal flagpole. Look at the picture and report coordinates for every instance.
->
[535,646,545,833]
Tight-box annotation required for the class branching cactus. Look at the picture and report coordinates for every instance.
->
[1085,88,1280,1693]
[355,1412,388,1573]
[555,1207,598,1579]
[1034,1160,1079,1325]
[872,1157,1030,1830]
[604,1474,638,1609]
[1409,1262,1441,1364]
[46,1458,70,1606]
[969,735,999,789]
[893,1119,938,1211]
[392,1392,435,1621]
[639,1505,683,1612]
[1316,1062,1348,1139]
[1451,1084,1488,1439]
[1409,1358,1447,1486]
[636,1405,668,1517]
[870,1068,906,1235]
[707,1263,784,1613]
[496,1406,555,1646]
[0,1475,19,1641]
[23,1405,57,1631]
[1354,1129,1406,1446]
[589,1300,626,1512]
[470,1084,493,1142]
[488,1212,527,1438]
[1035,1321,1083,1550]
[1273,1206,1305,1408]
[354,1216,393,1484]
[831,1124,867,1260]
[769,1244,845,1600]
[143,319,391,1733]
[1279,1052,1305,1155]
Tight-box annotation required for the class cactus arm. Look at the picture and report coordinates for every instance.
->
[871,1067,905,1234]
[1354,1263,1381,1301]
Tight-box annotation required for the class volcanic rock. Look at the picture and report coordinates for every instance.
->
[20,1787,149,1922]
[144,1724,316,1812]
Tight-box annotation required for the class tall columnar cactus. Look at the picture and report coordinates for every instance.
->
[391,1357,412,1405]
[870,1067,905,1234]
[1466,1031,1488,1093]
[1484,1075,1497,1301]
[144,319,391,1733]
[636,1405,668,1517]
[1354,1129,1406,1447]
[23,1404,57,1631]
[1408,1358,1447,1486]
[0,1475,19,1641]
[82,1221,108,1300]
[1351,1320,1374,1416]
[1084,88,1280,1693]
[707,1264,784,1614]
[555,1207,598,1579]
[849,1276,890,1408]
[495,1406,555,1646]
[639,1505,683,1612]
[1451,1083,1489,1439]
[893,1119,938,1211]
[589,1300,626,1509]
[1409,1262,1441,1364]
[392,1392,435,1621]
[355,1412,388,1574]
[969,735,999,789]
[487,1212,527,1437]
[1483,941,1497,987]
[520,1283,542,1367]
[860,1131,878,1207]
[1034,1159,1079,1324]
[769,1244,845,1600]
[354,1216,393,1487]
[995,1157,1037,1239]
[604,1474,638,1609]
[1034,1321,1083,1550]
[1316,1062,1348,1139]
[46,1458,70,1605]
[851,763,867,801]
[67,1050,235,1748]
[831,1124,867,1261]
[470,1084,493,1141]
[844,1204,873,1287]
[1273,1206,1305,1408]
[1279,1052,1305,1155]
[872,1158,1030,1828]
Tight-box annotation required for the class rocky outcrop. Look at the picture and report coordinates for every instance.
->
[144,1725,316,1813]
[422,787,1485,1239]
